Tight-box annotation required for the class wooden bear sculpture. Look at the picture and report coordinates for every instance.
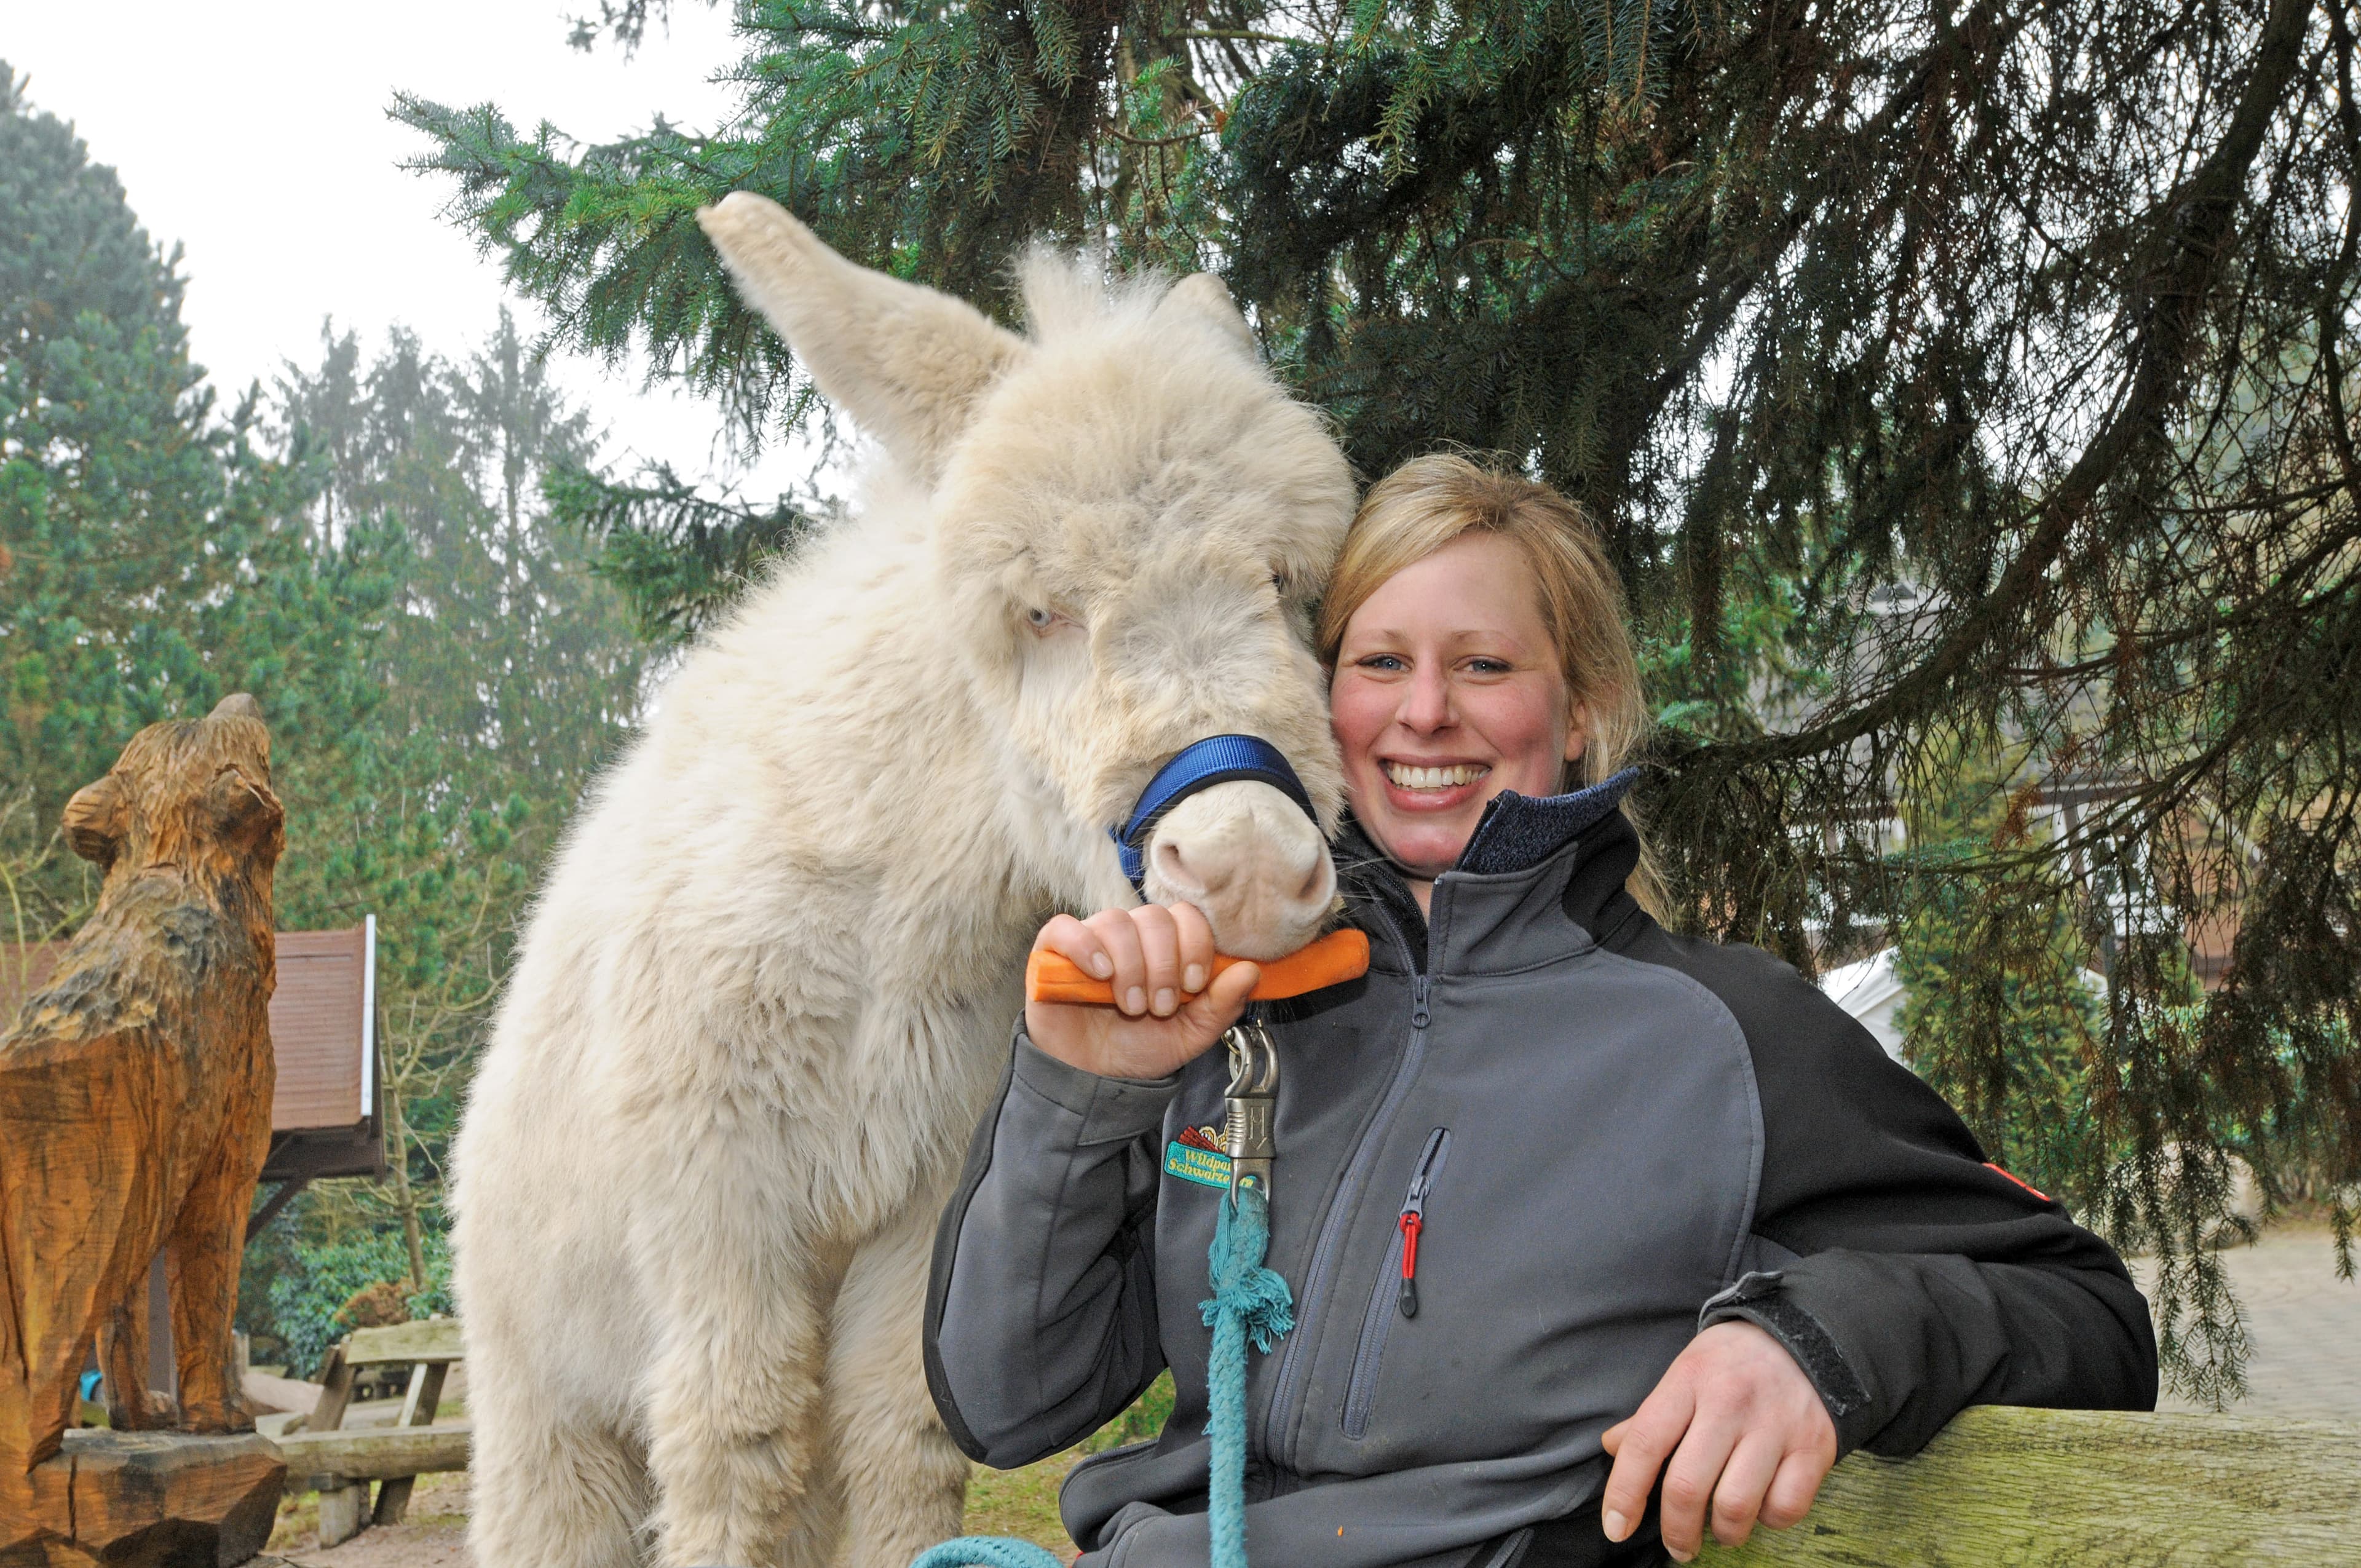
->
[0,694,283,1491]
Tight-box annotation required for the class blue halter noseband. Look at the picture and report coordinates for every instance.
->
[1112,735,1319,891]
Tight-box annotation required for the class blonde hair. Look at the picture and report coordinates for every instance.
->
[1318,453,1665,917]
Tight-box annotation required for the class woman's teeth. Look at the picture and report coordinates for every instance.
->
[1384,762,1489,790]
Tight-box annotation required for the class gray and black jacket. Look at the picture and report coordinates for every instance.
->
[923,780,2157,1568]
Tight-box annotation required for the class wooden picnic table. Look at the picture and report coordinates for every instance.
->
[266,1318,469,1547]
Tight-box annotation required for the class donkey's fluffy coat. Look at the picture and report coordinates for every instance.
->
[451,195,1354,1568]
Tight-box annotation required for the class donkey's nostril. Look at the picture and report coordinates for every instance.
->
[1156,835,1238,897]
[1155,840,1200,892]
[1144,782,1329,956]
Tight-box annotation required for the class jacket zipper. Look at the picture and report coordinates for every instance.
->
[1342,1127,1450,1439]
[1396,1127,1447,1318]
[1259,917,1430,1470]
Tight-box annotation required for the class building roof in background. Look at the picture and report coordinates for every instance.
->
[1,922,382,1181]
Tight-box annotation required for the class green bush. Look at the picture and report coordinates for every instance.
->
[264,1229,452,1377]
[1893,838,2111,1213]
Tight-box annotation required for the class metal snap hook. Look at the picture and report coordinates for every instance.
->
[1222,1017,1279,1201]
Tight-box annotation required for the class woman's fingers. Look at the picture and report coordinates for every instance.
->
[1128,903,1183,1016]
[1604,1322,1838,1560]
[1168,900,1217,996]
[1655,1406,1743,1562]
[1704,1433,1786,1549]
[1025,906,1263,1079]
[1597,1380,1691,1545]
[1035,912,1113,977]
[1040,902,1238,1012]
[1072,903,1228,1016]
[1758,1447,1832,1532]
[1084,909,1149,1015]
[1180,959,1259,1037]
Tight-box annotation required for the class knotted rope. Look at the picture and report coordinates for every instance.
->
[911,1183,1293,1568]
[1198,1182,1293,1568]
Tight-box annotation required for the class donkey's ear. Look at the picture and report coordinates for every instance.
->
[63,775,127,869]
[1154,274,1257,357]
[698,193,1026,480]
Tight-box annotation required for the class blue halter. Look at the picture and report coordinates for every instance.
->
[1111,734,1319,891]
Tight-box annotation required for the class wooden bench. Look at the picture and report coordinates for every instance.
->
[1695,1406,2361,1564]
[266,1318,470,1547]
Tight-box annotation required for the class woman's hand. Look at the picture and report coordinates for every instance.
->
[1598,1321,1837,1562]
[1025,905,1261,1082]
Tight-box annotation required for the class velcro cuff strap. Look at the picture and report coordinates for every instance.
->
[1699,1270,1871,1422]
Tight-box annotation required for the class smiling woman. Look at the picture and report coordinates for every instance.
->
[1318,454,1658,912]
[1327,533,1576,886]
[931,451,2157,1568]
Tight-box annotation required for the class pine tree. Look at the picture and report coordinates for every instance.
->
[1891,738,2114,1220]
[266,316,650,1283]
[401,0,2360,1395]
[0,66,652,1331]
[0,63,394,943]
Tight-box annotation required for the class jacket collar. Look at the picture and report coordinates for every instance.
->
[1340,770,1643,975]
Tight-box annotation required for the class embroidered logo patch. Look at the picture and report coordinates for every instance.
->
[1165,1123,1230,1189]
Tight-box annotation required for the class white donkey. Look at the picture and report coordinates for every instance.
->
[450,192,1355,1568]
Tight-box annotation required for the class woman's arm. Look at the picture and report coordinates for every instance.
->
[1698,941,2157,1451]
[922,1027,1179,1468]
[1715,1080,2159,1452]
[922,907,1257,1468]
[1627,930,2157,1446]
[1597,927,2157,1559]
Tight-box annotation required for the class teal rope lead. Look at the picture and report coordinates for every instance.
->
[912,1182,1293,1568]
[910,1538,1066,1568]
[1199,1181,1294,1568]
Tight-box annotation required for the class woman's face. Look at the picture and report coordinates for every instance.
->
[1330,532,1584,882]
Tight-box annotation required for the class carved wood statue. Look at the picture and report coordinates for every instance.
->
[0,694,283,1508]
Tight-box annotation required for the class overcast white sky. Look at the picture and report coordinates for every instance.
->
[6,0,815,497]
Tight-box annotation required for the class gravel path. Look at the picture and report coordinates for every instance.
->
[2151,1224,2361,1422]
[267,1470,472,1568]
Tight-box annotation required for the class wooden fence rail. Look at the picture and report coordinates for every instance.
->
[258,1331,2359,1566]
[1696,1407,2361,1566]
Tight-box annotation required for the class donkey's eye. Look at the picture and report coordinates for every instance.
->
[1270,569,1289,596]
[1027,607,1053,627]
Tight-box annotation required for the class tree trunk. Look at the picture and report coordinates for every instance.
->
[384,1077,428,1294]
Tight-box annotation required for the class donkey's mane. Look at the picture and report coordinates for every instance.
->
[1016,247,1182,344]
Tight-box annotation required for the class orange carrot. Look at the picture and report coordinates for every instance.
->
[1026,928,1371,1005]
